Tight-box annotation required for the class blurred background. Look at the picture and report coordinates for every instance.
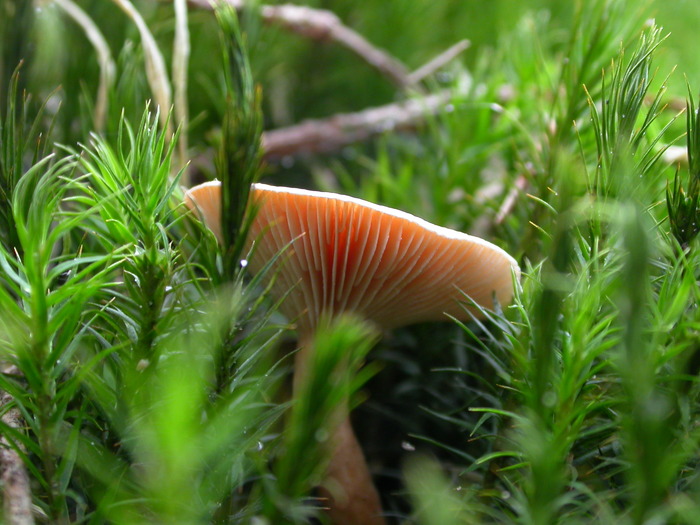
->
[7,1,700,139]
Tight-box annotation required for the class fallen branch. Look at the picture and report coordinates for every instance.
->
[183,0,471,161]
[188,0,413,88]
[1,366,34,525]
[183,2,470,163]
[262,90,452,159]
[189,1,470,90]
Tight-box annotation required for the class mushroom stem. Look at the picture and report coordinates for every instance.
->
[294,337,385,525]
[320,415,386,525]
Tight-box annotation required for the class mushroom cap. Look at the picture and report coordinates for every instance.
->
[185,181,520,333]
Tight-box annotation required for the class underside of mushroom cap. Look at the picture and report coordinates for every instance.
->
[184,180,224,242]
[185,181,520,333]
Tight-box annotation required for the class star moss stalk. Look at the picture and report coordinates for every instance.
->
[667,86,700,248]
[214,3,264,282]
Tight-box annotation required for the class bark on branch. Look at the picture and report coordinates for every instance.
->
[185,1,470,161]
[187,0,413,88]
[262,90,453,159]
[1,366,34,525]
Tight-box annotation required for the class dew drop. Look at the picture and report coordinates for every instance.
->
[542,390,557,407]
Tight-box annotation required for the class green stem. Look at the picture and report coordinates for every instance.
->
[29,250,65,522]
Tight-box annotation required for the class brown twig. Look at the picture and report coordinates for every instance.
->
[188,0,413,88]
[261,90,452,159]
[188,91,455,179]
[1,366,34,525]
[189,1,470,89]
[184,2,469,164]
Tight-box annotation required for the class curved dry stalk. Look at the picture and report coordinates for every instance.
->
[173,0,190,179]
[51,0,115,132]
[112,0,173,134]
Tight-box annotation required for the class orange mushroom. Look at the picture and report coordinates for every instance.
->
[185,181,520,525]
